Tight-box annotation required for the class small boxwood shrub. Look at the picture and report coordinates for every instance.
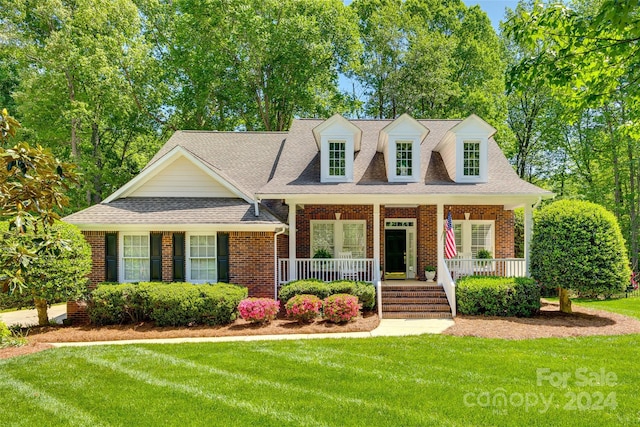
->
[279,279,376,311]
[238,298,280,323]
[457,276,540,317]
[88,282,247,326]
[0,320,11,340]
[323,294,360,323]
[285,294,322,322]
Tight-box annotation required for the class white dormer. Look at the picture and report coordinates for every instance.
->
[377,114,429,183]
[434,114,496,183]
[313,114,362,183]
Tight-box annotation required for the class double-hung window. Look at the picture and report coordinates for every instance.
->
[122,233,150,282]
[463,140,481,177]
[395,141,413,177]
[451,220,494,258]
[328,140,346,177]
[311,220,366,258]
[188,234,217,283]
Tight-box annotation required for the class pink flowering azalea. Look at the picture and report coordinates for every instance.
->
[285,294,322,322]
[238,298,280,324]
[323,294,361,323]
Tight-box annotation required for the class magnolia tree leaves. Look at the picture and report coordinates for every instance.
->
[0,110,80,293]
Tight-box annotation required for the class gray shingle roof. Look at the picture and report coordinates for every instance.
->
[258,119,552,196]
[147,131,287,196]
[64,198,282,225]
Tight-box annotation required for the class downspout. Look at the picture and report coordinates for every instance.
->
[254,200,260,217]
[274,226,287,299]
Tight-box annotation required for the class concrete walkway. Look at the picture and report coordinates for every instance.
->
[0,304,67,327]
[50,318,454,348]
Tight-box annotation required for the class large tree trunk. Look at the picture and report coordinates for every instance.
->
[34,297,49,326]
[558,287,572,314]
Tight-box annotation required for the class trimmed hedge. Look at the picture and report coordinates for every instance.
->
[88,282,247,326]
[457,276,540,317]
[278,279,376,310]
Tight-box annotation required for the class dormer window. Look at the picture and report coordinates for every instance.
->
[328,140,347,177]
[463,140,481,177]
[395,141,414,177]
[313,114,362,183]
[433,114,496,184]
[377,114,429,183]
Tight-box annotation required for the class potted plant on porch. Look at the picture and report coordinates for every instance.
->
[424,265,436,282]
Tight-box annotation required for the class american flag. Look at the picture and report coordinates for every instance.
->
[445,211,457,259]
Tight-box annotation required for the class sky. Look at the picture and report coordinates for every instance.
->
[464,0,520,29]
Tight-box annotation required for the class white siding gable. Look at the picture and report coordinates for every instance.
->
[377,114,429,183]
[312,114,362,183]
[434,114,496,183]
[129,156,236,198]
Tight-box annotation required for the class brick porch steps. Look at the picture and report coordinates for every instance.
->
[381,284,452,319]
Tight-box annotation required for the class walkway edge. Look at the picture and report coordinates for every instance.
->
[48,319,455,347]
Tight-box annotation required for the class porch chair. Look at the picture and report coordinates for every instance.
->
[338,252,359,280]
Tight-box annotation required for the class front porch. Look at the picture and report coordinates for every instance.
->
[278,200,536,318]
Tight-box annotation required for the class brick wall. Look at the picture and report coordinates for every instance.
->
[161,231,173,282]
[229,231,276,298]
[82,231,106,286]
[68,231,106,324]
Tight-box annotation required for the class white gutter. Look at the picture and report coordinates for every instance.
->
[274,226,287,299]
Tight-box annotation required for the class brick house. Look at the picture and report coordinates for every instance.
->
[65,113,552,320]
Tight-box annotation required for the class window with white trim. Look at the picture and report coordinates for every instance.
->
[452,220,494,257]
[187,234,217,283]
[328,140,346,177]
[395,141,413,177]
[122,234,150,282]
[311,220,366,258]
[463,140,481,177]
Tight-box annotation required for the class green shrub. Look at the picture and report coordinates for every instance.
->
[279,280,332,303]
[330,281,376,311]
[531,200,631,298]
[457,276,540,317]
[88,282,247,326]
[0,221,91,324]
[88,284,137,325]
[278,279,376,311]
[0,320,11,340]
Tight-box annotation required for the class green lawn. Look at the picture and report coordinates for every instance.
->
[1,335,638,426]
[573,298,640,320]
[547,296,640,320]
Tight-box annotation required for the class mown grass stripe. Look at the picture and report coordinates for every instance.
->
[80,353,327,427]
[130,346,453,427]
[0,372,109,427]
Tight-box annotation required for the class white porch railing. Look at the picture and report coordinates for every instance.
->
[278,258,376,285]
[439,257,457,317]
[444,258,526,280]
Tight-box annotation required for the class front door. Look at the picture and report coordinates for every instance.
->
[385,230,406,279]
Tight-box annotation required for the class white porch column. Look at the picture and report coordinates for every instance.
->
[524,203,533,277]
[373,203,380,279]
[288,202,297,281]
[437,203,444,284]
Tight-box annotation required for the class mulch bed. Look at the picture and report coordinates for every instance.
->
[443,299,640,339]
[3,300,640,359]
[0,312,380,359]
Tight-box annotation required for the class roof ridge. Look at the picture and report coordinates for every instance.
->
[178,130,288,134]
